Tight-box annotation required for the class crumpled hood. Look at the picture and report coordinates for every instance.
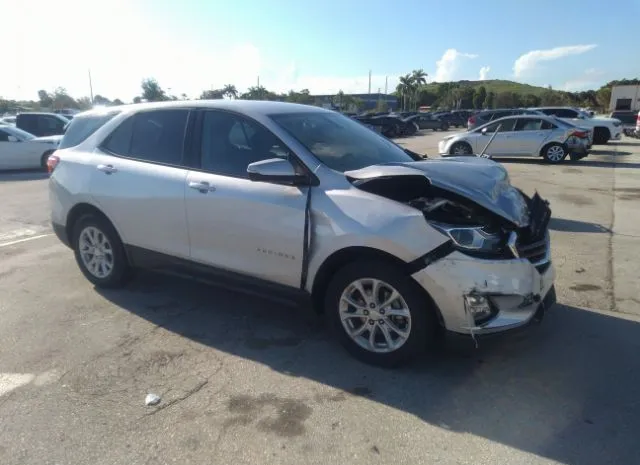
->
[345,156,530,226]
[32,135,62,144]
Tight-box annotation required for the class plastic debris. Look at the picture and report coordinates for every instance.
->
[145,393,161,406]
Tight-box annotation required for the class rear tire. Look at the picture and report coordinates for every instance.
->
[541,143,567,164]
[593,127,610,145]
[324,260,435,368]
[441,123,450,131]
[72,214,132,288]
[41,150,54,171]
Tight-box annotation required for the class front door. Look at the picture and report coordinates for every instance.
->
[89,109,192,259]
[0,129,30,169]
[184,110,306,288]
[479,118,517,156]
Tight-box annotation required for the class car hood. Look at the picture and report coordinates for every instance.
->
[32,135,62,144]
[344,156,530,226]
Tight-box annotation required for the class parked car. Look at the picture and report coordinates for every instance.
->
[49,101,556,366]
[406,113,449,131]
[1,116,16,126]
[437,111,469,128]
[531,107,622,144]
[16,112,70,137]
[0,125,61,170]
[610,110,638,130]
[439,114,591,163]
[355,115,418,137]
[467,108,542,131]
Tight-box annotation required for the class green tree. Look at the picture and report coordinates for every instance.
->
[522,93,541,107]
[222,84,238,99]
[112,98,124,105]
[286,89,313,105]
[93,95,111,105]
[473,86,487,109]
[52,87,78,109]
[485,91,495,109]
[396,74,415,110]
[37,90,53,109]
[133,96,142,104]
[596,87,612,112]
[141,78,167,102]
[540,88,563,106]
[199,89,224,99]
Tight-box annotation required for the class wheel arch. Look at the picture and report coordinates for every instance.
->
[310,246,444,327]
[65,203,125,250]
[539,141,568,157]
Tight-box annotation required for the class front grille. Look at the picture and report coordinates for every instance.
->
[515,232,550,273]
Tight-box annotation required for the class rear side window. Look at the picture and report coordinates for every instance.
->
[59,111,120,149]
[101,109,188,166]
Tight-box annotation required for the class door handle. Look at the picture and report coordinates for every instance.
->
[97,164,117,174]
[188,181,216,193]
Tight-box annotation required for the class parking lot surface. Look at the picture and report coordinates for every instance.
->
[1,130,640,465]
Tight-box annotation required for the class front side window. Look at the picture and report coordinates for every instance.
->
[199,111,290,178]
[40,116,64,132]
[101,109,188,165]
[556,109,578,118]
[270,111,416,172]
[480,118,516,133]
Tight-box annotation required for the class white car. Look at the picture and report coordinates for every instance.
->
[531,107,622,144]
[1,116,17,126]
[49,101,556,366]
[0,125,61,170]
[438,114,592,163]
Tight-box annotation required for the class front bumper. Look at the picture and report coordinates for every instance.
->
[412,251,556,336]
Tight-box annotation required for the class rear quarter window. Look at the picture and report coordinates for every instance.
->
[59,111,121,149]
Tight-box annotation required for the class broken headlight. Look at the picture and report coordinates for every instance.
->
[430,222,503,253]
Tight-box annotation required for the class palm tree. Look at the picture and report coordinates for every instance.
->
[396,74,415,111]
[410,69,428,110]
[223,84,238,99]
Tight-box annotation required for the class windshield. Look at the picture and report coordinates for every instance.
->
[269,111,415,172]
[4,125,35,140]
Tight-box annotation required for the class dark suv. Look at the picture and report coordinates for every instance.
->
[467,109,540,130]
[16,112,70,137]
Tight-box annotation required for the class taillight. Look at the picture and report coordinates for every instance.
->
[47,154,60,173]
[468,116,476,125]
[572,130,588,138]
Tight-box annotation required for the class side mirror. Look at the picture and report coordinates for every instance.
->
[247,158,309,186]
[7,135,19,142]
[481,127,488,135]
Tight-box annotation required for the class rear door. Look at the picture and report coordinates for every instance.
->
[0,128,30,169]
[184,110,306,288]
[512,117,551,155]
[90,109,192,259]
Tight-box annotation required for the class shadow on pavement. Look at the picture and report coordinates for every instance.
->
[497,157,640,169]
[0,169,49,182]
[549,218,611,233]
[98,271,640,465]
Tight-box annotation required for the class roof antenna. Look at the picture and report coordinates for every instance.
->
[478,123,501,158]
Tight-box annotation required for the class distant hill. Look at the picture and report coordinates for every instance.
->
[425,79,553,97]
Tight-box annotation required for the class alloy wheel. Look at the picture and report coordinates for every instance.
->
[546,145,565,162]
[78,226,114,279]
[339,278,412,353]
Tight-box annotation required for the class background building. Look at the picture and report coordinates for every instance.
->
[609,85,640,112]
[311,93,398,112]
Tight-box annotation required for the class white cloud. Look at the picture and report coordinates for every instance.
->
[434,49,478,82]
[562,68,605,91]
[513,44,597,78]
[479,66,491,80]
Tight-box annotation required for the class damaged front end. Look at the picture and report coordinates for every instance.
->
[345,157,556,337]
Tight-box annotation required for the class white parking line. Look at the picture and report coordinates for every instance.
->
[0,234,52,248]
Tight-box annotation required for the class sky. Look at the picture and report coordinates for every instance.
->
[2,0,638,102]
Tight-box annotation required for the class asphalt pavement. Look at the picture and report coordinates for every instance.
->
[1,131,639,465]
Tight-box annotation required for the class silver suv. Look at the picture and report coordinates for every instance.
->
[48,101,556,366]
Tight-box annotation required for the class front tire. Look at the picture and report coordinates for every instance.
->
[324,260,435,367]
[72,214,131,288]
[449,141,473,155]
[542,143,567,164]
